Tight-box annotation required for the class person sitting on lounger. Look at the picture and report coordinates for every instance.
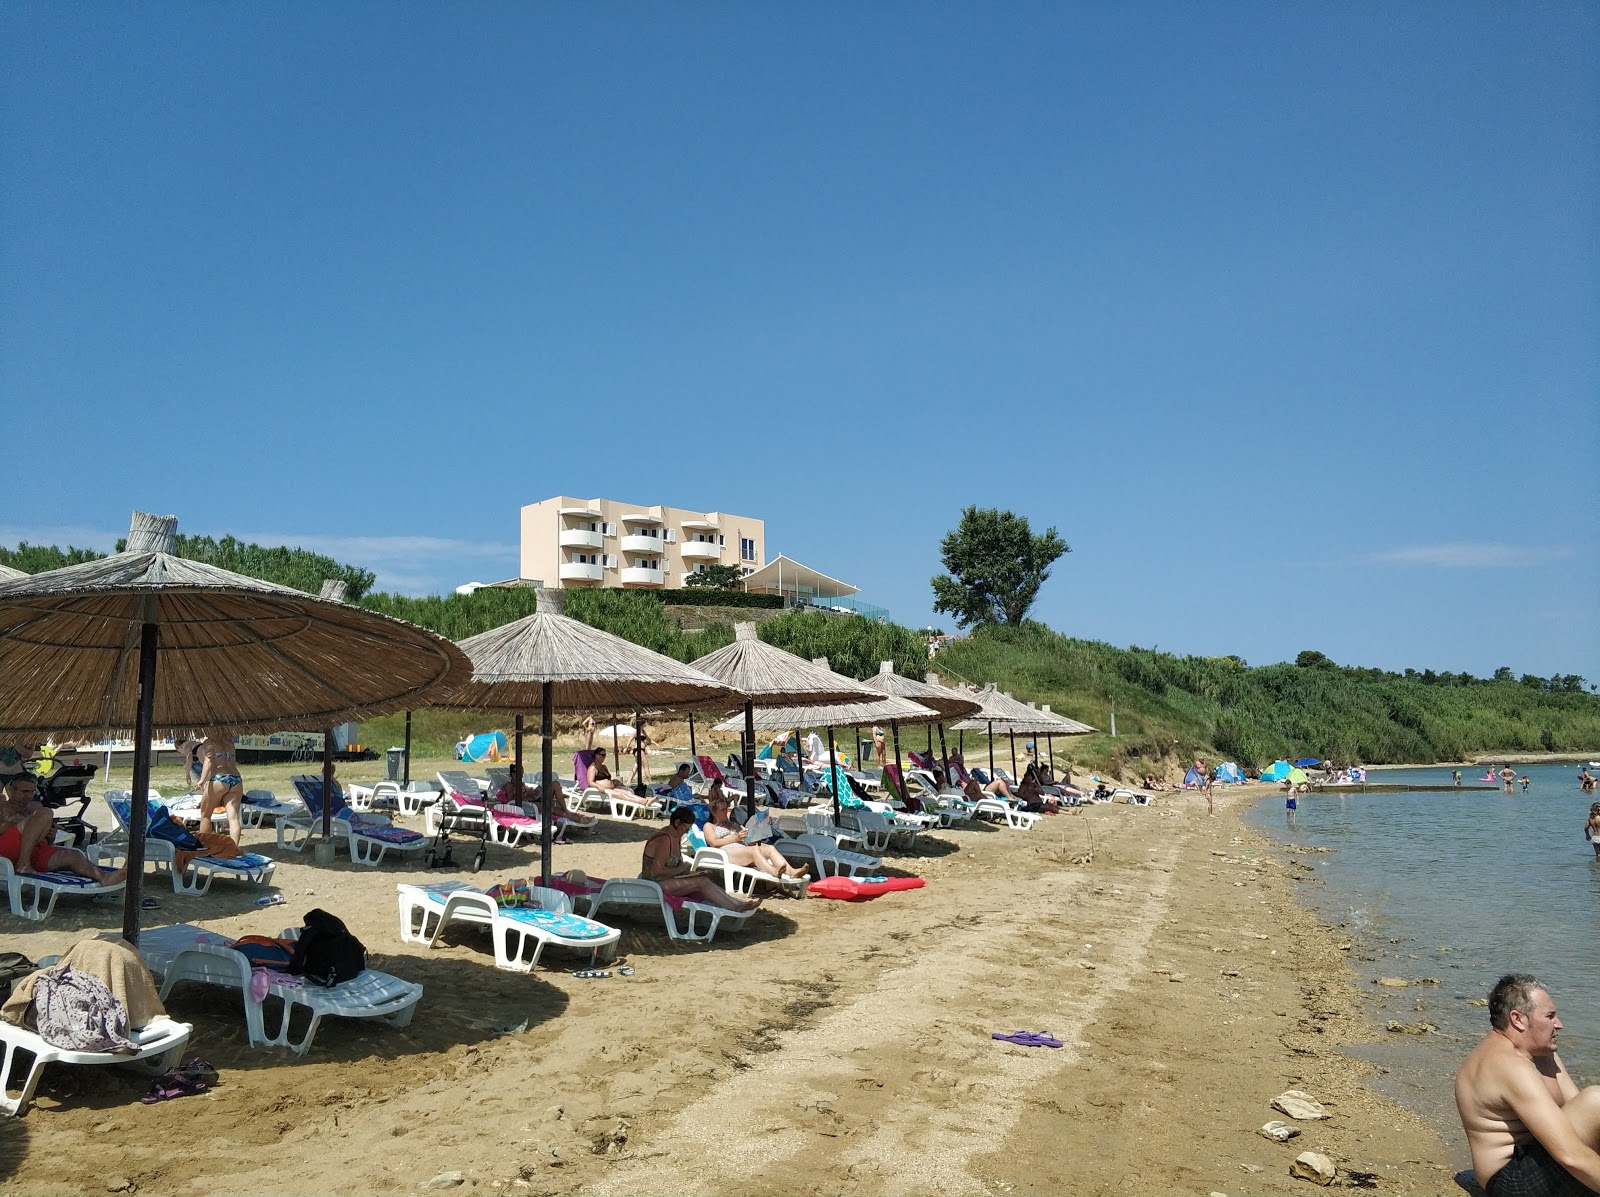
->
[972,768,1016,799]
[495,764,598,833]
[582,718,632,797]
[1014,772,1059,814]
[702,793,807,882]
[640,806,759,912]
[0,768,126,885]
[655,763,694,805]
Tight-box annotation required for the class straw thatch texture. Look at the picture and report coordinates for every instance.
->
[951,685,1095,735]
[862,662,982,720]
[0,549,474,736]
[689,624,881,706]
[442,603,739,715]
[712,691,938,733]
[0,563,27,582]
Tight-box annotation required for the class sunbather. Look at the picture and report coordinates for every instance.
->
[494,764,597,833]
[195,730,245,842]
[1014,773,1060,814]
[582,718,631,797]
[640,806,758,912]
[971,768,1016,799]
[0,771,125,884]
[703,794,807,881]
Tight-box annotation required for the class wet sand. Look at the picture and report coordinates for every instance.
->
[1,770,1457,1196]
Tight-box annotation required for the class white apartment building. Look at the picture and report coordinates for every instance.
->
[519,496,765,590]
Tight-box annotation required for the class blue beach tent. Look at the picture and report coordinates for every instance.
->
[1213,762,1245,784]
[1183,765,1205,787]
[1259,760,1291,782]
[457,730,508,762]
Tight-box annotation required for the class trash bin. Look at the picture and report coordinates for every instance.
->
[385,747,405,782]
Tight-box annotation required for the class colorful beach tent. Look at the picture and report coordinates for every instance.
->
[1259,760,1291,782]
[1293,757,1321,768]
[1213,762,1245,784]
[1183,765,1205,786]
[1287,767,1309,784]
[458,731,508,762]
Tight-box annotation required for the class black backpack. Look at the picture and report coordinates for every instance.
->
[0,951,36,1003]
[290,909,367,987]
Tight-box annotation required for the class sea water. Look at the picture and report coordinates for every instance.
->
[1241,761,1600,1161]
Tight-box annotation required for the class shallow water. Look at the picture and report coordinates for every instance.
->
[1242,761,1600,1157]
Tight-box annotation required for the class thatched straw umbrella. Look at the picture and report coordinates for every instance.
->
[0,563,27,582]
[953,686,1092,778]
[690,624,881,820]
[0,512,474,944]
[438,588,738,885]
[711,682,937,815]
[861,661,982,790]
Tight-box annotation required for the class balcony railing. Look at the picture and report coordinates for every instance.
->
[558,562,604,582]
[558,529,604,549]
[618,567,665,587]
[680,541,721,560]
[619,533,666,553]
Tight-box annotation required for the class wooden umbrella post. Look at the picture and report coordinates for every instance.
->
[633,711,647,796]
[891,718,905,803]
[938,722,950,784]
[987,721,995,777]
[514,713,524,797]
[743,699,757,818]
[316,726,337,865]
[403,710,412,785]
[539,684,554,887]
[1009,727,1017,777]
[793,726,803,793]
[827,724,840,824]
[121,619,158,946]
[688,712,697,760]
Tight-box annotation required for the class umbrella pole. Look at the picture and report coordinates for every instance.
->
[1009,727,1017,777]
[321,727,336,842]
[891,719,905,803]
[827,724,840,825]
[540,683,554,887]
[403,710,412,785]
[514,713,524,795]
[1046,733,1054,775]
[938,722,949,785]
[633,711,646,796]
[793,726,802,793]
[987,721,995,777]
[121,618,158,946]
[688,713,697,760]
[743,699,757,818]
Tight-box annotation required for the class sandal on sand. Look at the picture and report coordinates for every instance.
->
[139,896,161,910]
[571,969,611,980]
[617,966,635,977]
[991,1030,1062,1048]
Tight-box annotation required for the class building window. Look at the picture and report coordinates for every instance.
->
[741,567,753,577]
[740,537,756,562]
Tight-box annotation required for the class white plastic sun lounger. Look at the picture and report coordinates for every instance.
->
[586,879,754,944]
[0,1014,192,1116]
[139,923,422,1056]
[0,855,125,922]
[972,798,1041,830]
[102,792,277,895]
[397,881,621,972]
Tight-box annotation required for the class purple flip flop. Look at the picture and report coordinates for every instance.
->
[991,1030,1063,1048]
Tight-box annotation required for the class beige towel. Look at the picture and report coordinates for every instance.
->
[1,937,167,1032]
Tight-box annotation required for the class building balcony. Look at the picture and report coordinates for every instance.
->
[620,511,663,525]
[558,562,604,583]
[558,529,604,550]
[619,534,665,553]
[618,567,665,587]
[680,541,721,560]
[558,505,601,519]
[679,518,719,531]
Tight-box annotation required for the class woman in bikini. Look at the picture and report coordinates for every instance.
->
[196,730,245,842]
[640,806,759,911]
[702,791,806,881]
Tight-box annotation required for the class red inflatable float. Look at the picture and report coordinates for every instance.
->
[807,875,925,902]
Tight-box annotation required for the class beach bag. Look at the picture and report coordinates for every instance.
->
[290,909,366,987]
[33,965,136,1052]
[0,951,35,1004]
[147,807,203,852]
[231,935,298,972]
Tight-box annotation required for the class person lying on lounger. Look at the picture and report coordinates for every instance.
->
[495,763,598,832]
[702,793,807,882]
[0,770,126,885]
[640,806,759,912]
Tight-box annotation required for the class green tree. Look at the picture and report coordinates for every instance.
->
[930,507,1068,629]
[683,563,744,590]
[1295,650,1333,669]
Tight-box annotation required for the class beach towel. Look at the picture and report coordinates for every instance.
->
[2,938,166,1040]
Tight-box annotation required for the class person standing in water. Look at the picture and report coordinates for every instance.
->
[1585,803,1600,858]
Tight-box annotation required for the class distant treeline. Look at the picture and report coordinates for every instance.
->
[7,535,1593,770]
[932,623,1599,771]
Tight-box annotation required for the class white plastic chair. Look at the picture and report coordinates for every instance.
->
[396,881,620,972]
[0,1014,192,1116]
[587,878,754,943]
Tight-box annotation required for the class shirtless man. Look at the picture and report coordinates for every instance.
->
[1455,973,1600,1196]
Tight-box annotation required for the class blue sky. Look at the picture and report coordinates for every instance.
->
[4,3,1596,681]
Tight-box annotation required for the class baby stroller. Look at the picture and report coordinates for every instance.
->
[36,762,99,849]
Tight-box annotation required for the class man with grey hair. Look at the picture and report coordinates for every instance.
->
[1456,974,1600,1195]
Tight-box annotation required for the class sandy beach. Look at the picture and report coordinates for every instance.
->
[1,771,1459,1196]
